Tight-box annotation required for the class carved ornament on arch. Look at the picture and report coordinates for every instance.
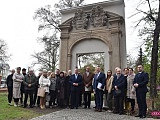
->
[60,8,124,33]
[72,5,110,30]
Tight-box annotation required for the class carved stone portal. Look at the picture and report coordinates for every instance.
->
[72,5,109,30]
[59,0,126,73]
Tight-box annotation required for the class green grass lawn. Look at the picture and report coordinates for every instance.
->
[0,93,41,120]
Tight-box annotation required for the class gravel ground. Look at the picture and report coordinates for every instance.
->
[31,104,154,120]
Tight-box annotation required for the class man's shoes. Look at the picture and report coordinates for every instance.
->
[119,112,124,115]
[8,103,12,106]
[113,111,119,114]
[84,106,87,109]
[30,106,33,108]
[135,115,142,117]
[23,105,27,108]
[107,110,112,113]
[140,116,146,118]
[94,108,99,112]
[98,109,102,112]
[76,107,78,109]
[70,107,74,109]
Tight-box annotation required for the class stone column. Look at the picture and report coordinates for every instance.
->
[59,25,70,71]
[111,30,121,70]
[67,53,72,70]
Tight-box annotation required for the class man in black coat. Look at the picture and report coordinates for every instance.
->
[69,68,82,109]
[6,69,15,105]
[112,68,126,115]
[133,65,149,118]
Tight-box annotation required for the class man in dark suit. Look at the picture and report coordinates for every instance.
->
[69,68,82,109]
[133,65,149,118]
[93,66,106,112]
[112,68,126,115]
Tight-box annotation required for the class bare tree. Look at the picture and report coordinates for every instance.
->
[0,39,10,63]
[133,0,160,109]
[148,0,160,109]
[0,39,10,74]
[54,0,85,9]
[33,0,85,71]
[31,32,59,71]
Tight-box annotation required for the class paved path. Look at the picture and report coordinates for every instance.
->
[31,107,153,120]
[31,108,153,120]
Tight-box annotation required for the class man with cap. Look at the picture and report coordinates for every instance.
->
[23,68,37,108]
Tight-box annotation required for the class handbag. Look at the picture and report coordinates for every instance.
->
[115,89,122,96]
[37,76,46,97]
[37,87,46,97]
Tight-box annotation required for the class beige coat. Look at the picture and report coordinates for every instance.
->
[127,74,136,99]
[12,73,24,98]
[106,76,113,93]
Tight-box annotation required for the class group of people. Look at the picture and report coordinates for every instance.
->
[5,64,149,119]
[92,65,148,119]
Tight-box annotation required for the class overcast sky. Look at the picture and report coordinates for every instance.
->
[0,0,145,72]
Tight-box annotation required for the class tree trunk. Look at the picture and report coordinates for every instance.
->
[150,0,160,110]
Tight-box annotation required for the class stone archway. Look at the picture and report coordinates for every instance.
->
[59,0,126,72]
[71,38,109,73]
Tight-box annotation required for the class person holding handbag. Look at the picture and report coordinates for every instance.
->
[112,68,126,115]
[39,69,51,109]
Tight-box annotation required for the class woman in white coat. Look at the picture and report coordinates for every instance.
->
[39,69,51,109]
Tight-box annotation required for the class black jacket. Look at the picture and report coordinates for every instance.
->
[23,74,37,91]
[6,74,14,87]
[133,72,149,93]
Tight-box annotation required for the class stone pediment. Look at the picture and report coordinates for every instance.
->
[60,5,123,31]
